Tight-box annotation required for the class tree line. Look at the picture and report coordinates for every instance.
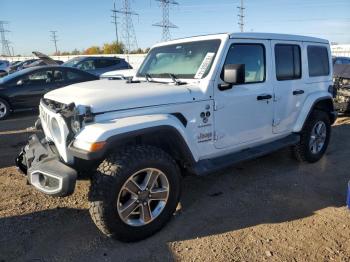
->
[55,42,150,56]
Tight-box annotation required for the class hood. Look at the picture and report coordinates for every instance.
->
[101,69,136,78]
[44,79,201,113]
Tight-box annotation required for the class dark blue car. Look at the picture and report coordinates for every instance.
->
[63,56,132,76]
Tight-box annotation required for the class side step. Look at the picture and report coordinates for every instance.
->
[193,134,300,176]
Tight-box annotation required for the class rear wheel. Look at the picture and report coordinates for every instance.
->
[89,145,181,242]
[0,98,10,120]
[293,110,331,163]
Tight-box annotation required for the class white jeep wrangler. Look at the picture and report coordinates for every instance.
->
[16,33,337,242]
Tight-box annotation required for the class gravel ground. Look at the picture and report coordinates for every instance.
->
[0,112,349,262]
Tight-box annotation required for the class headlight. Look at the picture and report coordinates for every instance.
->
[51,117,62,143]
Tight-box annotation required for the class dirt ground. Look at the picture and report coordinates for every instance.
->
[0,112,350,262]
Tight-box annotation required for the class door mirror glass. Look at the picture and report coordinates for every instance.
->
[222,64,245,85]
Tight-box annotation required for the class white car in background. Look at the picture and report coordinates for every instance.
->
[100,68,136,80]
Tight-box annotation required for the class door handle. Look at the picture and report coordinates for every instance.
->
[257,94,272,101]
[293,89,304,95]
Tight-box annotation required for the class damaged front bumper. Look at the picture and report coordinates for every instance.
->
[15,135,77,197]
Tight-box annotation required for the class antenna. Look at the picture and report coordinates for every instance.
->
[153,0,179,42]
[116,0,139,53]
[237,0,245,32]
[0,21,12,56]
[111,0,119,44]
[50,30,59,54]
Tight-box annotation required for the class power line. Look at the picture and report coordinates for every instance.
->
[50,30,59,54]
[116,0,139,53]
[237,0,245,32]
[153,0,179,42]
[111,0,119,44]
[0,21,12,56]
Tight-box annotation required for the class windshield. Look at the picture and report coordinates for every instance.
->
[137,39,221,79]
[63,57,83,67]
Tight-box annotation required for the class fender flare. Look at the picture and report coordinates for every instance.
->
[293,93,336,133]
[68,114,198,166]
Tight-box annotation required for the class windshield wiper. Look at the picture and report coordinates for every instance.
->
[168,73,187,85]
[145,73,152,82]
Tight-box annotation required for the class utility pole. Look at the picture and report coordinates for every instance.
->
[116,0,138,54]
[237,0,245,32]
[153,0,178,42]
[50,30,59,55]
[111,0,119,44]
[0,21,11,56]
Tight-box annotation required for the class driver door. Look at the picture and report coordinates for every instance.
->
[213,39,274,149]
[10,69,56,108]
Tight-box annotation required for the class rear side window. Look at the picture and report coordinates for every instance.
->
[95,59,119,68]
[307,46,329,77]
[223,44,265,83]
[275,44,301,81]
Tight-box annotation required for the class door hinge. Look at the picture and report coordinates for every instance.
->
[273,118,281,127]
[213,101,218,111]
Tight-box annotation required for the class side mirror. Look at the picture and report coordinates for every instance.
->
[219,64,245,91]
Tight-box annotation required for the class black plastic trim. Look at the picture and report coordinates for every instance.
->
[68,125,196,165]
[193,134,300,176]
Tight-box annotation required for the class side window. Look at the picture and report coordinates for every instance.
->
[27,70,54,85]
[53,70,65,83]
[95,59,119,68]
[223,44,265,83]
[77,60,95,70]
[275,44,301,81]
[66,70,84,81]
[307,46,329,77]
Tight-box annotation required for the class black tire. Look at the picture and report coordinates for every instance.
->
[89,145,181,242]
[0,98,10,120]
[293,110,331,163]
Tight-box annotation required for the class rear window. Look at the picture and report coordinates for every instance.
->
[307,46,330,77]
[275,44,301,81]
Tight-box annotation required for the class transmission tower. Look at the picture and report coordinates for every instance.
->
[111,1,119,44]
[153,0,178,41]
[116,0,138,53]
[237,0,245,32]
[50,31,59,54]
[0,21,11,56]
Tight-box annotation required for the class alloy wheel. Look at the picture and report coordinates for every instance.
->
[117,168,170,227]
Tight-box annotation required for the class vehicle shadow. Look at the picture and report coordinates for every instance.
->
[1,120,350,262]
[0,111,38,168]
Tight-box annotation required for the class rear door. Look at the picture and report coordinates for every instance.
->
[271,41,306,134]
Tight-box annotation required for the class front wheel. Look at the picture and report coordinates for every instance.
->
[0,98,10,120]
[89,145,181,242]
[293,110,331,163]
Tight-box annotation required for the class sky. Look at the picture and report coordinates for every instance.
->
[1,0,350,55]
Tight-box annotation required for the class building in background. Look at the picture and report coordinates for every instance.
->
[331,44,350,57]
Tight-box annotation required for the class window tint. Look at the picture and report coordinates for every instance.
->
[77,60,95,70]
[307,46,329,77]
[95,59,119,68]
[223,44,265,83]
[275,44,301,81]
[53,70,65,83]
[27,70,54,85]
[66,70,85,81]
